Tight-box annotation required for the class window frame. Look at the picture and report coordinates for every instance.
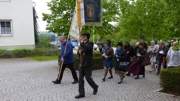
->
[0,20,13,37]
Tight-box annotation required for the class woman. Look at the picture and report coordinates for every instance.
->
[148,41,158,72]
[102,40,114,81]
[167,42,180,68]
[124,41,134,63]
[115,42,128,84]
[128,41,147,79]
[156,42,168,75]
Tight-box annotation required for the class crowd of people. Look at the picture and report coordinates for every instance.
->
[51,32,180,99]
[98,38,180,83]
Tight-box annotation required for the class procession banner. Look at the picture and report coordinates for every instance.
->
[69,9,80,40]
[84,0,102,26]
[77,0,85,27]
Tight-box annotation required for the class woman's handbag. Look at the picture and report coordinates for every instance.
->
[118,62,129,71]
[141,58,151,66]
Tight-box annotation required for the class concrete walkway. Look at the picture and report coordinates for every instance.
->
[0,58,179,101]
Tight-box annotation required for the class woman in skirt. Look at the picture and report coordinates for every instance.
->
[102,40,114,81]
[115,42,128,84]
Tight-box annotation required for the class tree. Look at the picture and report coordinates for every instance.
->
[43,0,120,40]
[42,0,75,36]
[33,7,39,45]
[117,0,180,42]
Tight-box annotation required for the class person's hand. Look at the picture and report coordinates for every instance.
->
[61,58,64,62]
[137,53,141,56]
[104,55,108,59]
[79,50,82,54]
[102,53,106,57]
[127,51,129,54]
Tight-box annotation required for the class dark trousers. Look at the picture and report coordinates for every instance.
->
[157,59,164,75]
[58,63,78,82]
[78,66,98,95]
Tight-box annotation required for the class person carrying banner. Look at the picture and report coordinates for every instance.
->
[52,36,78,84]
[75,32,99,99]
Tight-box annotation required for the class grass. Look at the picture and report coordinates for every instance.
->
[28,55,58,61]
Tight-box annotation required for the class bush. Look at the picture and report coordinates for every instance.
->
[160,67,180,94]
[73,54,103,70]
[58,51,104,70]
[0,48,59,58]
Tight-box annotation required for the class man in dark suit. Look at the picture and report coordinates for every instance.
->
[75,32,99,99]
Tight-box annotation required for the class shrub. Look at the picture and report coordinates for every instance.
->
[73,54,103,70]
[160,67,180,94]
[0,48,59,58]
[0,52,13,58]
[58,51,104,70]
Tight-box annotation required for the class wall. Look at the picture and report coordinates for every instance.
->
[0,0,35,50]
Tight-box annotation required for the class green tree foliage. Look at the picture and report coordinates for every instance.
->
[42,0,75,35]
[43,0,120,39]
[117,0,180,42]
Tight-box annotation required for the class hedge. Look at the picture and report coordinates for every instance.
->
[58,51,104,70]
[160,67,180,94]
[0,48,59,58]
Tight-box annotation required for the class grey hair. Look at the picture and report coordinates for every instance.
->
[59,36,66,40]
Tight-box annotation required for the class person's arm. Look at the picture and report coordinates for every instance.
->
[62,43,72,58]
[166,48,171,60]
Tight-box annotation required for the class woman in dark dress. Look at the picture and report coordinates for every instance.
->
[128,41,147,79]
[124,41,134,63]
[115,42,128,84]
[102,40,114,81]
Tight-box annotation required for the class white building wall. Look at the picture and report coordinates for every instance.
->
[0,0,35,50]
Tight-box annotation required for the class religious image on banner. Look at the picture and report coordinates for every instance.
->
[84,0,102,26]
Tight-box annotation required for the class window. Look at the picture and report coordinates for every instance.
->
[0,20,12,36]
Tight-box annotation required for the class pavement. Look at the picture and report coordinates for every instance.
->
[0,58,180,101]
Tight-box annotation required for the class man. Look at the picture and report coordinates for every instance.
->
[96,37,104,53]
[75,32,99,99]
[52,36,78,84]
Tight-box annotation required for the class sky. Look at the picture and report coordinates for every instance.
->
[32,0,51,31]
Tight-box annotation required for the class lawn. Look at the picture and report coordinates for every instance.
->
[28,55,58,61]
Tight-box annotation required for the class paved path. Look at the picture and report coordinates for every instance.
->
[0,58,179,101]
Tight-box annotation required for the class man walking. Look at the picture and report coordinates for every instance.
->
[52,36,78,84]
[75,32,99,99]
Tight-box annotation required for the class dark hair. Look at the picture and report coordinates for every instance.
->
[82,32,90,39]
[106,40,111,46]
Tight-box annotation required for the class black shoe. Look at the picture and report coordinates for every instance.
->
[108,76,113,79]
[118,81,122,84]
[72,80,78,84]
[126,73,130,76]
[102,78,105,82]
[75,94,85,99]
[135,77,139,79]
[93,86,98,95]
[52,79,61,84]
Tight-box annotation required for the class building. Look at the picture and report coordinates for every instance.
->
[0,0,35,50]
